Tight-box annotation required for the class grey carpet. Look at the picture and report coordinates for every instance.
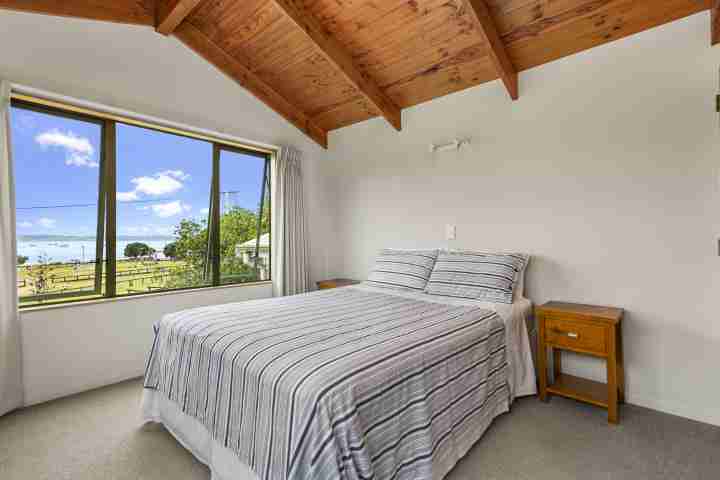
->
[1,378,718,479]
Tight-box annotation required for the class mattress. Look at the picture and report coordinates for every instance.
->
[351,284,537,399]
[142,286,536,480]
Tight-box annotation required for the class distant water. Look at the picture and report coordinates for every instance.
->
[17,239,173,264]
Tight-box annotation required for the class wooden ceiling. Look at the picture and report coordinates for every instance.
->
[0,1,715,148]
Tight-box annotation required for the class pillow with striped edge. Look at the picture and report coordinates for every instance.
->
[365,249,439,291]
[425,251,529,303]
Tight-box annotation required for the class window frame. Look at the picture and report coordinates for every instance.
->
[214,143,272,286]
[12,97,272,309]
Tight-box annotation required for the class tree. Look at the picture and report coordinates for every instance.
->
[164,218,209,289]
[164,205,268,288]
[173,218,207,262]
[219,207,259,260]
[26,254,52,297]
[163,242,178,259]
[17,255,29,265]
[124,242,155,259]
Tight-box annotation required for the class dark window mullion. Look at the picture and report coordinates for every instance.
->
[104,120,117,297]
[211,144,221,286]
[253,158,269,277]
[93,124,107,294]
[266,155,272,281]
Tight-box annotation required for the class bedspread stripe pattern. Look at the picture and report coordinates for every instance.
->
[144,288,508,480]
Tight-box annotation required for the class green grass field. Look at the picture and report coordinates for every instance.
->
[17,259,197,306]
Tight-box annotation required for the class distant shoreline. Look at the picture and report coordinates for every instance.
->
[17,238,175,265]
[18,235,175,242]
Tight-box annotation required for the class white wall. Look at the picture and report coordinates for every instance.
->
[20,284,271,405]
[327,12,720,426]
[0,11,333,405]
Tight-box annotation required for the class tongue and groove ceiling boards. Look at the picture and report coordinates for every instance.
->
[1,1,714,148]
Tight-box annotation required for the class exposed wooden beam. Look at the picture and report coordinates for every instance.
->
[174,22,328,148]
[269,0,402,131]
[156,0,203,35]
[462,0,519,100]
[0,0,154,25]
[713,0,720,46]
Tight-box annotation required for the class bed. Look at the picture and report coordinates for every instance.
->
[141,281,536,480]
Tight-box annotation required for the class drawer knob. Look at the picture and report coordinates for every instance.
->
[551,328,579,339]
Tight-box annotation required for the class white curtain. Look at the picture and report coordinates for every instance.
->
[271,146,310,296]
[0,80,23,416]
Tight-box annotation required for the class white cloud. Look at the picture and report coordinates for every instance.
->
[35,129,98,168]
[200,208,209,216]
[150,201,191,218]
[65,154,99,168]
[117,191,139,202]
[159,170,190,181]
[37,217,56,229]
[118,170,186,202]
[18,221,33,228]
[133,174,183,196]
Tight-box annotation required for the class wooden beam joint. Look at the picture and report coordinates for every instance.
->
[462,0,519,100]
[156,0,204,35]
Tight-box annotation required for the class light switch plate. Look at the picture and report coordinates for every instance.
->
[446,224,456,241]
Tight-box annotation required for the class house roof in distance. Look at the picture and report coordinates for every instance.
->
[237,233,270,249]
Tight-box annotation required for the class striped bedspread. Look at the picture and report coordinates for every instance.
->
[143,287,509,480]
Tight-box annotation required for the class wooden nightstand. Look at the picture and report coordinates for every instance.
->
[316,278,360,290]
[536,301,625,424]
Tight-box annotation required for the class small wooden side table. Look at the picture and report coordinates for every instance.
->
[316,278,360,290]
[536,301,625,424]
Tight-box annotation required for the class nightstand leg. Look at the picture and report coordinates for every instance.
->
[553,348,562,382]
[537,314,548,402]
[607,325,619,424]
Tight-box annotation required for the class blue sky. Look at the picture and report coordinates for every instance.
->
[11,106,265,238]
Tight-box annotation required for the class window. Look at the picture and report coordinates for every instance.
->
[13,103,107,306]
[115,123,213,294]
[11,98,272,307]
[217,146,270,285]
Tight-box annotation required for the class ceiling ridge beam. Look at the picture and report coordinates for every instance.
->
[269,0,402,131]
[156,0,204,35]
[713,0,720,46]
[461,0,519,100]
[174,22,328,148]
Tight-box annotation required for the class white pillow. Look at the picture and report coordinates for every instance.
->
[445,249,530,300]
[366,249,439,291]
[426,250,529,303]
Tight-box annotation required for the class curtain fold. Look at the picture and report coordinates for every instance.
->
[0,80,23,416]
[271,146,310,297]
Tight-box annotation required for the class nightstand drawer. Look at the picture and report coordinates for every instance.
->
[545,316,607,356]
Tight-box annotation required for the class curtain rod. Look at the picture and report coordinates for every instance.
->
[10,83,280,155]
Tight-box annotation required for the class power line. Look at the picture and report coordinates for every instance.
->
[18,198,175,210]
[18,191,248,210]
